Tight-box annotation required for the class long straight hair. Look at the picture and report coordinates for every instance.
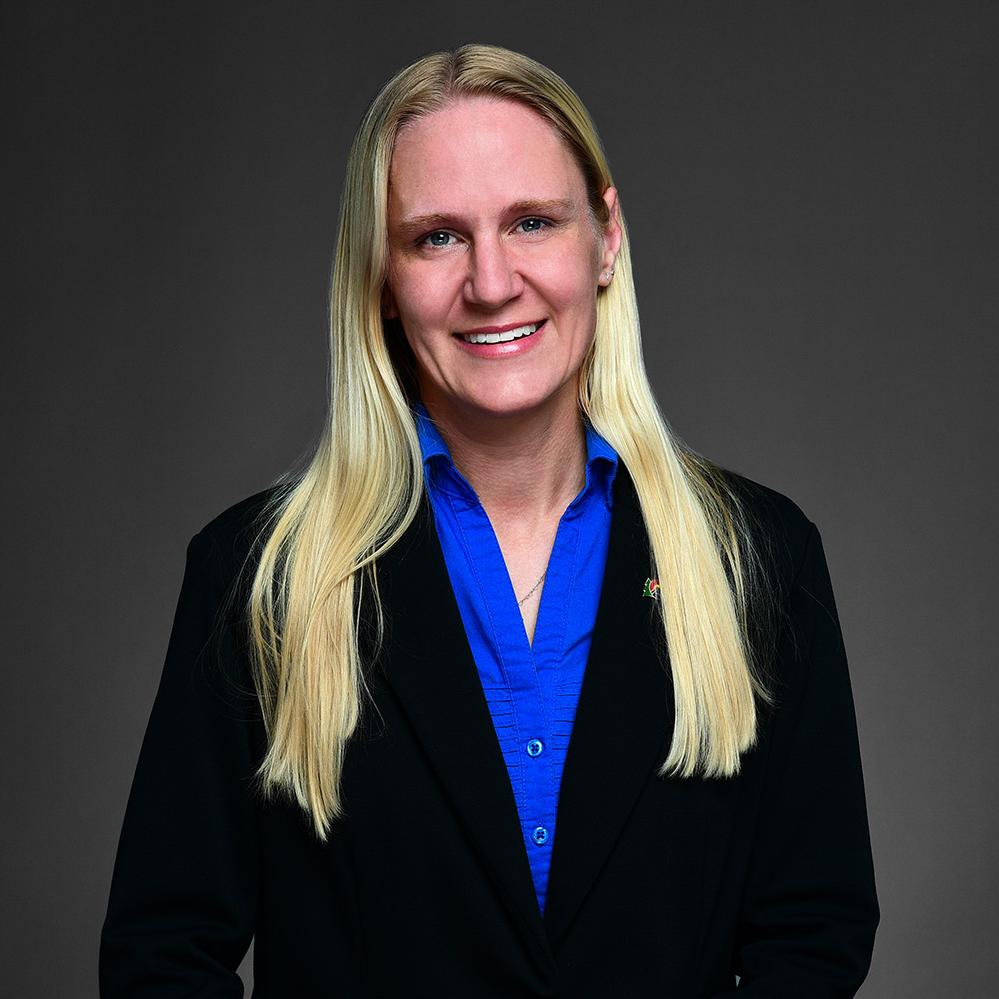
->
[244,44,773,841]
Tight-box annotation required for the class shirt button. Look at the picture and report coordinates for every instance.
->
[532,825,550,846]
[526,739,544,757]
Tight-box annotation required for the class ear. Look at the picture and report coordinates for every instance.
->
[597,186,623,287]
[381,283,399,320]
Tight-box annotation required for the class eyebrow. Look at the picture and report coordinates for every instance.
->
[392,198,576,239]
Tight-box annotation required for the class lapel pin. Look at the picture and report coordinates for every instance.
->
[642,577,660,599]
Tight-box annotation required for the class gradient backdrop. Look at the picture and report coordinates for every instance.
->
[5,2,997,995]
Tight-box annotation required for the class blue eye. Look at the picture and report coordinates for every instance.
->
[517,217,550,234]
[422,231,454,247]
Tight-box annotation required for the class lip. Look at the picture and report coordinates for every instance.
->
[454,318,546,335]
[452,318,548,358]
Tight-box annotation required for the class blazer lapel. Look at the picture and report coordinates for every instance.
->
[542,463,675,950]
[374,496,557,979]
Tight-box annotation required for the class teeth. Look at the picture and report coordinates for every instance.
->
[461,322,540,344]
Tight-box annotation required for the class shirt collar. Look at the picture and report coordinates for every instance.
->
[413,400,618,510]
[582,421,619,510]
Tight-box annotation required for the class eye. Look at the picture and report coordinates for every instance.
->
[515,217,552,234]
[420,230,457,248]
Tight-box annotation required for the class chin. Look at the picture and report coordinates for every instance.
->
[459,382,564,419]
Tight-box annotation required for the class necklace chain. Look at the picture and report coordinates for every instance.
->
[517,569,547,606]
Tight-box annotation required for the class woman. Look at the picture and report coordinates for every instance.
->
[100,44,879,997]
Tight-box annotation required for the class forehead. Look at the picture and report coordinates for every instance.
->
[387,96,585,219]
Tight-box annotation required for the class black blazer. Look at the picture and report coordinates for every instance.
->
[99,463,879,997]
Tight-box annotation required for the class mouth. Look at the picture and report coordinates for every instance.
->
[454,319,546,344]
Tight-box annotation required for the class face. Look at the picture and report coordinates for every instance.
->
[383,96,621,423]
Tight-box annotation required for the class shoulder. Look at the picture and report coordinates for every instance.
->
[189,483,289,583]
[711,465,819,593]
[711,467,847,666]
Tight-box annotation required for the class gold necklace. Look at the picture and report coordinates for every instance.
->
[517,569,547,606]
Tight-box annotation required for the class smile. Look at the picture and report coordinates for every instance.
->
[458,321,544,345]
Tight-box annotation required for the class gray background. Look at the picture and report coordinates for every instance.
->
[5,1,997,995]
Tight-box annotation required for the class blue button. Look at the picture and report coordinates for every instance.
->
[532,825,549,846]
[527,739,544,757]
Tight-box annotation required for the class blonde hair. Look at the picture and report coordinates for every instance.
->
[244,44,773,841]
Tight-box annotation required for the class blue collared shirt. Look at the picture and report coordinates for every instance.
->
[414,401,618,915]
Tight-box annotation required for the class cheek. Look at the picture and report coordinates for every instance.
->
[535,233,600,302]
[540,255,599,314]
[389,276,454,365]
[391,268,448,327]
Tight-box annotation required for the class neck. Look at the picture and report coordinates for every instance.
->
[420,385,587,523]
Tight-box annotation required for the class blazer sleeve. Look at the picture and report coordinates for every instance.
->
[99,529,259,997]
[712,522,880,998]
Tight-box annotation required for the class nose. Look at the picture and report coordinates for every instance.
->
[463,234,521,308]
